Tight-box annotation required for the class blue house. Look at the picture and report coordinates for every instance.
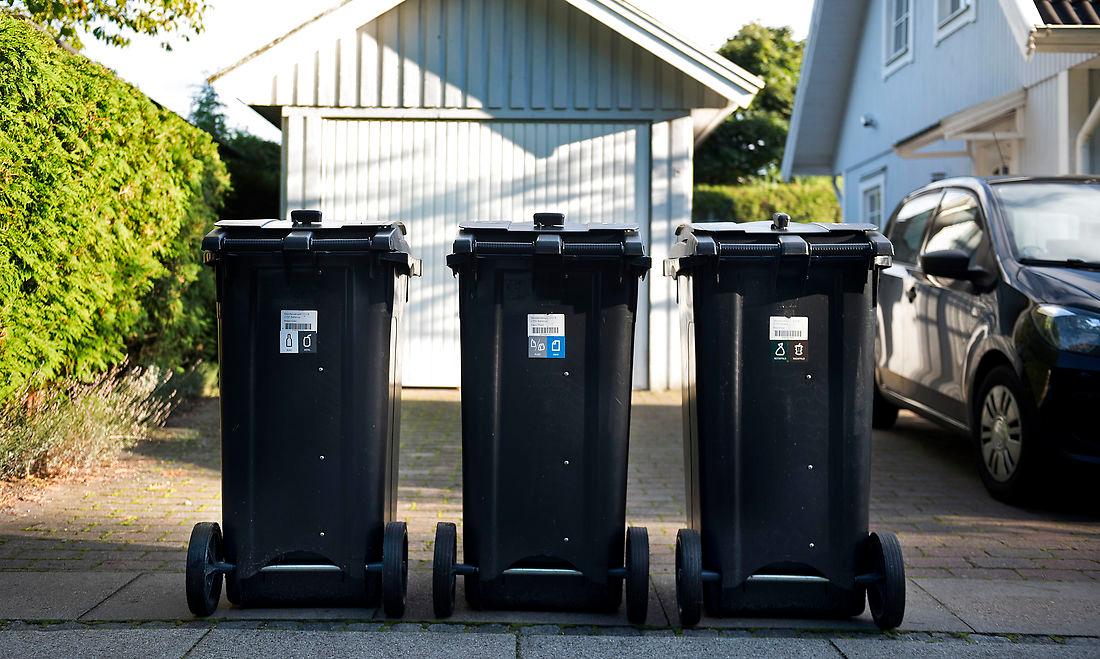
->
[783,0,1100,225]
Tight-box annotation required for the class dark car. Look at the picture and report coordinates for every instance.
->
[874,176,1100,502]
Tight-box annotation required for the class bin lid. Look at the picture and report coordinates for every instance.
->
[447,214,651,275]
[201,211,419,275]
[665,215,893,277]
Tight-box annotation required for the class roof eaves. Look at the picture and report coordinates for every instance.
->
[565,0,764,104]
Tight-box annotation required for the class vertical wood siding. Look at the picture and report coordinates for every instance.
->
[297,119,649,387]
[264,0,724,112]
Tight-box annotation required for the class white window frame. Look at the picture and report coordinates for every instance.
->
[859,172,887,228]
[934,0,976,44]
[882,0,914,79]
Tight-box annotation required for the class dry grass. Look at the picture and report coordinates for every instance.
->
[0,365,179,481]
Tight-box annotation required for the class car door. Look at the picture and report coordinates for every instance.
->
[911,188,995,423]
[877,191,942,402]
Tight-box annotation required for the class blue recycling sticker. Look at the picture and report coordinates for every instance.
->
[547,336,566,359]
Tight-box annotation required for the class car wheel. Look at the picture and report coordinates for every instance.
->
[872,384,899,430]
[972,366,1041,503]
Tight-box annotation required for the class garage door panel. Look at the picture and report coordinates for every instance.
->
[320,119,648,387]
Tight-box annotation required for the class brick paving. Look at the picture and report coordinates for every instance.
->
[1,390,1098,583]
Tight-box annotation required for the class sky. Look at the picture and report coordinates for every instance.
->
[83,0,815,142]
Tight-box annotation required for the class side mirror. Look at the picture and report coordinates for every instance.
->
[920,249,984,281]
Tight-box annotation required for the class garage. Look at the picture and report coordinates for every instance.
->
[211,0,762,388]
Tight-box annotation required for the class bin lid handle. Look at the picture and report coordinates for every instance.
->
[771,212,791,231]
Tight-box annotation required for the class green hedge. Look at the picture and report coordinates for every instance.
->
[693,178,840,223]
[0,16,229,402]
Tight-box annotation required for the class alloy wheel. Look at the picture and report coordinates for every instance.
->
[979,384,1023,482]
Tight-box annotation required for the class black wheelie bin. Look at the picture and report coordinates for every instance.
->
[664,213,905,630]
[434,212,652,623]
[187,210,419,618]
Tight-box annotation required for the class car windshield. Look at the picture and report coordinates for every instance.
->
[992,181,1100,265]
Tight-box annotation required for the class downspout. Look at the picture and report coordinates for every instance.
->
[1075,95,1100,174]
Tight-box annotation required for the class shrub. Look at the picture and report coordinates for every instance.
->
[0,15,229,402]
[0,365,175,480]
[693,178,840,223]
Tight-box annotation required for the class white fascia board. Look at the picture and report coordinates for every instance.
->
[998,0,1042,57]
[782,0,829,180]
[564,0,763,107]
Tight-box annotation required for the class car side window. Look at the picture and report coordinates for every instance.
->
[923,189,984,256]
[887,192,941,264]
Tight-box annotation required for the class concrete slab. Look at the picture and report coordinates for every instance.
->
[652,573,971,633]
[834,638,1097,658]
[520,635,841,658]
[395,567,670,627]
[81,573,376,622]
[189,629,515,658]
[915,578,1100,636]
[0,629,207,659]
[0,572,137,620]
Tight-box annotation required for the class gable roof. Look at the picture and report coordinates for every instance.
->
[211,0,762,116]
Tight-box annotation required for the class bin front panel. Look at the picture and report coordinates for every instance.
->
[458,256,637,595]
[681,256,876,603]
[216,251,404,605]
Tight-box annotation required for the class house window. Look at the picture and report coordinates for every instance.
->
[883,0,913,78]
[935,0,975,43]
[860,173,886,227]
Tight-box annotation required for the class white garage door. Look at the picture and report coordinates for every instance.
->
[318,120,650,387]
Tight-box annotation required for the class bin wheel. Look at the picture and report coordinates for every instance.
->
[186,522,224,617]
[675,528,703,627]
[432,522,458,618]
[382,521,409,618]
[624,526,649,624]
[865,531,906,630]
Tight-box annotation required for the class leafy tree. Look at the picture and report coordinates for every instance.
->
[696,23,804,184]
[1,0,208,49]
[189,83,281,220]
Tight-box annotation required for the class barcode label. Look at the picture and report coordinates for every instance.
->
[528,313,566,359]
[280,310,318,354]
[769,316,808,341]
[527,313,565,337]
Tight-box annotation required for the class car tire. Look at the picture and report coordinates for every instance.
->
[972,366,1042,503]
[872,384,899,430]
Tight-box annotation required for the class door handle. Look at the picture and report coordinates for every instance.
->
[906,285,917,303]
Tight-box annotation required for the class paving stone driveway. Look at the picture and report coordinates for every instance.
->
[2,389,1098,583]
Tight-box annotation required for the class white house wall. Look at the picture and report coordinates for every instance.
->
[254,0,726,113]
[1020,73,1066,174]
[834,0,1095,220]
